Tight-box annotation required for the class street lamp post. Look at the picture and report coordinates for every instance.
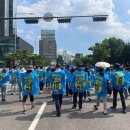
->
[14,13,33,53]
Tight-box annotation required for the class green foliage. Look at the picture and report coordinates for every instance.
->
[106,37,125,63]
[73,37,129,65]
[4,50,50,67]
[121,44,130,64]
[73,55,94,65]
[88,42,111,62]
[57,55,64,65]
[88,37,126,64]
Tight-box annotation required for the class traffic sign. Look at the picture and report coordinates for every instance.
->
[43,13,53,22]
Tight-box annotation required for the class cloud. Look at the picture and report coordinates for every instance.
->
[128,10,130,14]
[17,0,114,30]
[17,29,24,34]
[17,0,130,44]
[75,0,130,40]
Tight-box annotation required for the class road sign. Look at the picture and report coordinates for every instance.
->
[43,13,53,22]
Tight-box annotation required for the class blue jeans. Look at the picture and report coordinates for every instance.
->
[1,85,7,101]
[54,94,63,114]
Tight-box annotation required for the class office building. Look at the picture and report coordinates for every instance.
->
[0,0,14,37]
[39,30,57,63]
[0,37,34,60]
[0,0,34,61]
[75,53,83,58]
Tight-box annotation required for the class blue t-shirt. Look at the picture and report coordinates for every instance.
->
[71,71,88,92]
[36,69,46,83]
[21,72,40,95]
[94,72,109,98]
[0,72,10,86]
[50,70,66,95]
[110,70,130,90]
[10,69,20,84]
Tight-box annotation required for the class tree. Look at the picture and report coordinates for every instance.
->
[73,55,94,66]
[4,50,50,67]
[88,42,110,63]
[32,54,50,66]
[106,37,125,63]
[57,55,64,65]
[88,37,126,64]
[121,44,130,65]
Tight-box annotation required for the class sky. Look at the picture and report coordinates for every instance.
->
[16,0,130,55]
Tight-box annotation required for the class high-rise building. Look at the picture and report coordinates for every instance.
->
[0,0,34,61]
[75,53,83,58]
[0,37,34,60]
[39,30,57,63]
[0,0,14,36]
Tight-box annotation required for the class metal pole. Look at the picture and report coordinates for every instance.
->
[0,14,108,20]
[14,13,17,53]
[34,38,36,54]
[35,38,40,55]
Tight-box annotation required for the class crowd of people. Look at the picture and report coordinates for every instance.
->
[0,63,130,117]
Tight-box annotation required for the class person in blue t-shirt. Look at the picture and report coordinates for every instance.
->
[20,65,39,114]
[71,65,88,110]
[68,67,75,99]
[0,68,10,101]
[46,67,51,89]
[50,64,66,117]
[9,65,20,95]
[93,67,110,115]
[124,67,130,98]
[36,66,46,93]
[64,65,71,96]
[84,67,92,102]
[110,63,130,113]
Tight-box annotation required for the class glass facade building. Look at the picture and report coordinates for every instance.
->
[0,0,14,36]
[0,37,34,60]
[39,30,57,63]
[0,37,14,60]
[0,0,14,60]
[0,0,34,61]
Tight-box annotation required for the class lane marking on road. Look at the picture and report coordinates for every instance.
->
[28,102,47,130]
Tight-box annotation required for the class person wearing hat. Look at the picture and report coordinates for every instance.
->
[20,65,39,114]
[71,64,88,111]
[93,67,110,115]
[110,63,130,113]
[50,63,66,117]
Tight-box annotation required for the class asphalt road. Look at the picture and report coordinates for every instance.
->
[1,90,130,130]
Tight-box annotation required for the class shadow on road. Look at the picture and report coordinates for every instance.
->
[15,113,37,121]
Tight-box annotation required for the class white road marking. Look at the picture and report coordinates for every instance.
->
[28,102,47,130]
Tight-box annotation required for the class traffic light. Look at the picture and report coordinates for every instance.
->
[93,16,107,22]
[24,19,39,24]
[57,18,72,23]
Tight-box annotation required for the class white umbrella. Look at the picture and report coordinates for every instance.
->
[95,62,110,68]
